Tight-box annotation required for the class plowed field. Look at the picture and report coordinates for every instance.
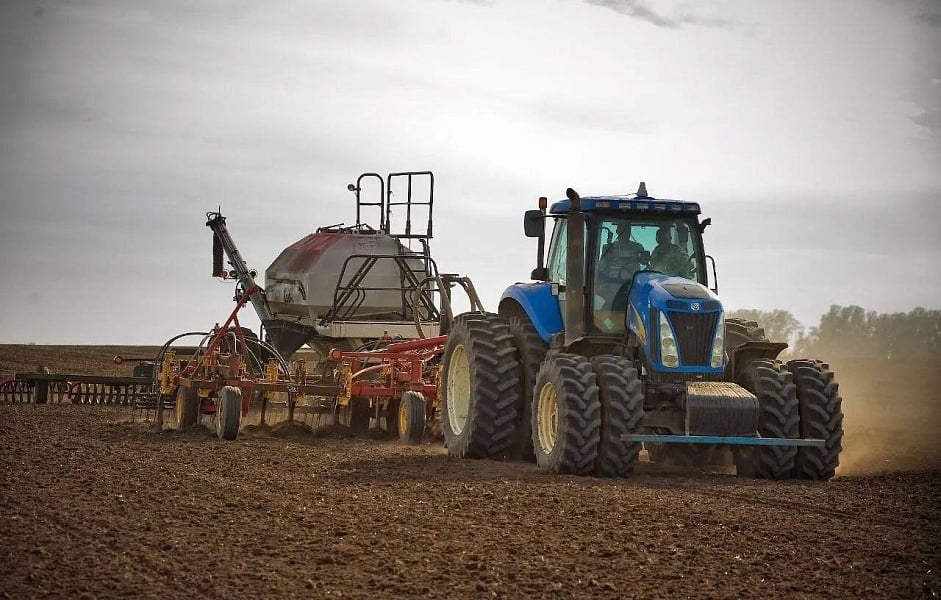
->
[1,403,938,599]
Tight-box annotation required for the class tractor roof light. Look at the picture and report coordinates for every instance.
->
[659,312,679,368]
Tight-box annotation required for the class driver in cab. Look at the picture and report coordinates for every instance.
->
[649,226,694,279]
[595,222,646,311]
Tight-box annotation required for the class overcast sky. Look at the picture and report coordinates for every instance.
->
[1,0,939,344]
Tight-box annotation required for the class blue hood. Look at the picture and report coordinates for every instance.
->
[626,272,724,373]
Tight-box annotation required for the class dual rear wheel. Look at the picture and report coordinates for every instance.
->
[440,313,644,477]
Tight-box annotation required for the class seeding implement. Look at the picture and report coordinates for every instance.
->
[3,170,477,444]
[1,371,153,406]
[144,170,480,440]
[146,283,450,441]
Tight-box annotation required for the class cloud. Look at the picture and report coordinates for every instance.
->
[583,0,732,29]
[910,107,941,133]
[913,5,941,27]
[531,99,649,134]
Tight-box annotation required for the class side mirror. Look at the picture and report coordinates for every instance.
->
[698,217,712,234]
[523,209,544,238]
[530,267,548,281]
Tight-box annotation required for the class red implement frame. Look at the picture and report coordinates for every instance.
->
[167,286,448,436]
[175,287,341,417]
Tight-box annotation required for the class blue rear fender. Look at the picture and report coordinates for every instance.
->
[499,283,564,342]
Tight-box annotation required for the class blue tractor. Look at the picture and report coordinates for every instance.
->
[440,184,844,479]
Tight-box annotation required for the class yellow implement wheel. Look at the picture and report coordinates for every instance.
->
[175,385,199,430]
[216,386,242,441]
[398,391,426,445]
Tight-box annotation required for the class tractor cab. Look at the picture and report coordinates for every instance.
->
[505,183,723,375]
[542,195,709,335]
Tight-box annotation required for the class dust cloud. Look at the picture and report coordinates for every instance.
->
[829,357,941,476]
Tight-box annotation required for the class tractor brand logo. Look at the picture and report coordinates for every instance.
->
[690,302,701,311]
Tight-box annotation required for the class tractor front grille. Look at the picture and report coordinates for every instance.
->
[667,311,719,366]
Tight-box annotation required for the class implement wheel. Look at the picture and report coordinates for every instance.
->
[349,396,371,434]
[590,355,644,477]
[216,386,242,440]
[531,354,601,475]
[384,398,401,437]
[787,360,844,480]
[507,315,549,461]
[398,391,426,445]
[732,359,799,479]
[175,385,199,430]
[441,313,520,459]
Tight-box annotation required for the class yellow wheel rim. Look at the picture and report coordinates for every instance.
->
[537,382,559,454]
[446,344,470,435]
[175,388,184,423]
[399,398,408,433]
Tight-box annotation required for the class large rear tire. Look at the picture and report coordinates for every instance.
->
[441,314,520,459]
[175,385,199,430]
[732,359,799,479]
[590,355,644,477]
[507,316,549,461]
[398,391,426,445]
[217,386,242,440]
[787,359,844,480]
[724,318,768,351]
[531,354,601,475]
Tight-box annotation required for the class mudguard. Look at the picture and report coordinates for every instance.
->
[499,283,564,342]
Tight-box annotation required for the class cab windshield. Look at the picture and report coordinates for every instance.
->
[592,216,703,332]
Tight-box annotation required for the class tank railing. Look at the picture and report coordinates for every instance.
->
[321,253,443,327]
[329,272,440,325]
[336,287,367,321]
[386,171,434,239]
[350,172,386,231]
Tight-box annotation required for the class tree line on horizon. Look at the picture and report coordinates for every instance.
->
[727,305,941,360]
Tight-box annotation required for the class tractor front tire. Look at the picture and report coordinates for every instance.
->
[590,355,644,477]
[216,386,242,440]
[441,314,520,459]
[398,391,426,445]
[175,385,199,430]
[732,359,800,479]
[531,354,601,475]
[787,360,844,480]
[507,315,549,461]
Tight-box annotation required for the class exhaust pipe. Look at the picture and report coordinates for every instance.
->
[564,187,585,346]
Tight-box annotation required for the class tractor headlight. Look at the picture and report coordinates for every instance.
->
[659,312,679,368]
[710,314,725,368]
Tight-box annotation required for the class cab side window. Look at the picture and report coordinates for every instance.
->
[547,219,568,285]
